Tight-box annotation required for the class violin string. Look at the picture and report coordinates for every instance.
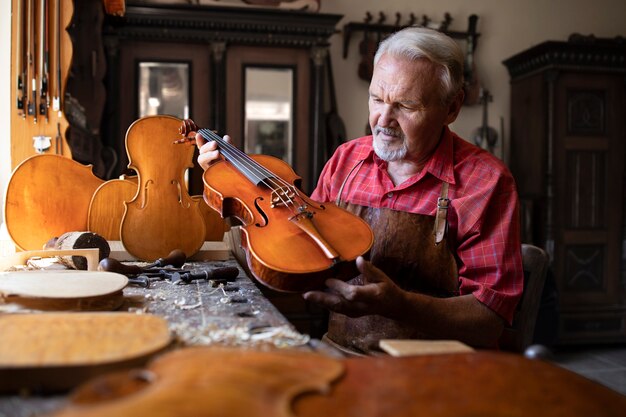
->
[198,129,301,212]
[198,129,287,191]
[202,132,307,214]
[199,129,272,184]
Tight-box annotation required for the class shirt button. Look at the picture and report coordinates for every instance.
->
[387,192,393,198]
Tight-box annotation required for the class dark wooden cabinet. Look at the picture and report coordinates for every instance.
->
[100,4,342,338]
[504,37,626,344]
[102,3,342,194]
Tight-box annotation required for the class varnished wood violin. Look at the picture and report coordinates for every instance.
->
[176,120,374,292]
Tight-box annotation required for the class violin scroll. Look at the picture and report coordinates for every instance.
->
[173,119,200,145]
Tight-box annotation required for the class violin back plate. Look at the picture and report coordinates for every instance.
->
[88,179,138,241]
[49,347,343,417]
[4,154,104,250]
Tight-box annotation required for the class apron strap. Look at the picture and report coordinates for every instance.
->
[335,159,366,206]
[433,182,450,245]
[337,159,450,246]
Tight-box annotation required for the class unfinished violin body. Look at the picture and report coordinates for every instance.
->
[4,154,104,250]
[178,120,374,292]
[120,116,206,261]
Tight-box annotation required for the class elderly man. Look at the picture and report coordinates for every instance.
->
[198,27,523,355]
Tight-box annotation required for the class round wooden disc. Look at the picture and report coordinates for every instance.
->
[0,271,128,299]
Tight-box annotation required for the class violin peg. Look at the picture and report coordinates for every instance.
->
[172,136,194,145]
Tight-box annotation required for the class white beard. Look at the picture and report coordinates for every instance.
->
[372,126,408,162]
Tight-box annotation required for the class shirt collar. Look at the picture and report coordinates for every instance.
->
[422,126,456,185]
[363,127,456,185]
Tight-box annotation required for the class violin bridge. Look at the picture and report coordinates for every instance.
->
[270,188,297,208]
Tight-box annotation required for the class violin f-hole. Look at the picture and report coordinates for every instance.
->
[171,179,190,208]
[254,197,269,227]
[139,180,154,209]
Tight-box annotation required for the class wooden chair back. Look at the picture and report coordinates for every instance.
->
[499,244,550,352]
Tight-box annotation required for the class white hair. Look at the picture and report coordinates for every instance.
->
[374,26,465,104]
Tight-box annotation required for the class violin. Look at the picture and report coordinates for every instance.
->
[177,119,374,292]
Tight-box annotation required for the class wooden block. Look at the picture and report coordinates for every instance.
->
[189,241,231,261]
[0,248,101,271]
[107,241,230,262]
[379,339,475,357]
[52,231,111,270]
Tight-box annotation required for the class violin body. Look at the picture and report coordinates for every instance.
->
[203,154,373,292]
[120,116,207,261]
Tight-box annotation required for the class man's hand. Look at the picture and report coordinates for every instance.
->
[196,133,231,171]
[303,256,405,318]
[304,255,505,347]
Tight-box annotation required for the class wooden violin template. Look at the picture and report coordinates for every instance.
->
[120,116,206,261]
[4,154,104,250]
[178,120,374,292]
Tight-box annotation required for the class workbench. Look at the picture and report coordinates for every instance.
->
[0,256,313,416]
[2,257,626,417]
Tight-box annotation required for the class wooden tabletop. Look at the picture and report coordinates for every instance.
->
[294,351,626,417]
[35,347,626,417]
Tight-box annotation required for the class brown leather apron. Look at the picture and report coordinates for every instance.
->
[326,165,459,355]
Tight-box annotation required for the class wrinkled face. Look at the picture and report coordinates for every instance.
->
[368,54,461,163]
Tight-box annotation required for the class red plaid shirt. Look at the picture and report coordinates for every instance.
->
[311,127,523,324]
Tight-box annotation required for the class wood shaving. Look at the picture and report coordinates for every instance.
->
[170,323,309,348]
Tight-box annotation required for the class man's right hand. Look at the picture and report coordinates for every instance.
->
[196,132,231,171]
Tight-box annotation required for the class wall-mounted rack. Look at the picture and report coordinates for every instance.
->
[343,12,479,59]
[342,12,480,90]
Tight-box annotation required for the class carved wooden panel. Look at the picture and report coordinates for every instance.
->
[565,150,606,229]
[567,90,605,135]
[563,316,622,334]
[564,245,605,291]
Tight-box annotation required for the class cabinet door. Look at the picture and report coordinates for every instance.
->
[553,72,625,308]
[113,41,212,193]
[225,46,312,193]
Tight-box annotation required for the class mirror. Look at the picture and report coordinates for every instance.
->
[244,67,293,164]
[138,62,190,118]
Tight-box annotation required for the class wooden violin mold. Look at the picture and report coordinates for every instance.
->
[4,154,104,250]
[120,115,207,261]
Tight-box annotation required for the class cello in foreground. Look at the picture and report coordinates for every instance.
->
[177,120,373,292]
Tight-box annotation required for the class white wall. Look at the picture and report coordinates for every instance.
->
[1,1,11,224]
[1,0,625,218]
[320,0,626,163]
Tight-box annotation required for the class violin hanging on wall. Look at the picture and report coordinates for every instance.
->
[177,119,374,292]
[471,88,498,154]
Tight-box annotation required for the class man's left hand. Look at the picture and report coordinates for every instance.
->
[303,256,405,318]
